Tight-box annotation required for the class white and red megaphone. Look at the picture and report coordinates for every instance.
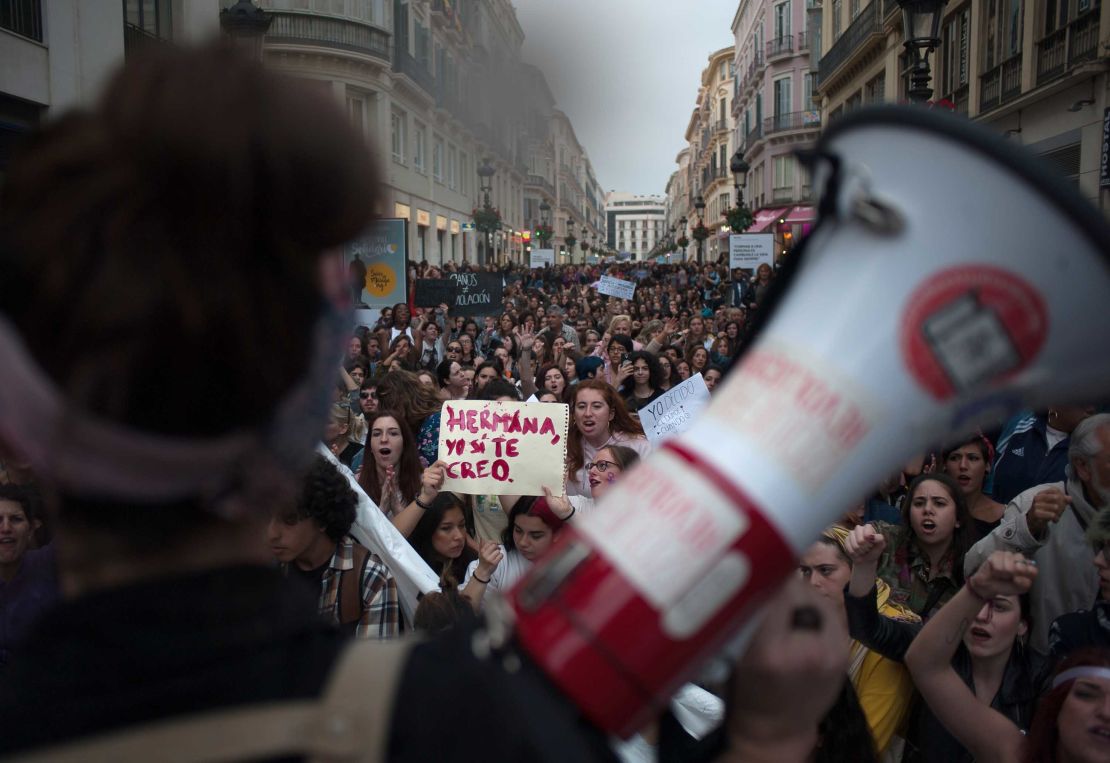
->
[505,105,1110,737]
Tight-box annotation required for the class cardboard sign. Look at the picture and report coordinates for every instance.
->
[638,373,711,445]
[414,278,456,307]
[597,275,636,300]
[448,272,504,317]
[438,401,569,495]
[729,233,775,270]
[530,249,555,268]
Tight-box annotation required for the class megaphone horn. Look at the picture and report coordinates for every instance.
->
[504,105,1110,737]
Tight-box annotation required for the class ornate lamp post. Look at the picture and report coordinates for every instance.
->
[475,159,499,265]
[897,0,946,102]
[565,222,578,266]
[219,0,272,59]
[536,200,553,249]
[727,151,753,235]
[677,216,689,260]
[692,195,709,265]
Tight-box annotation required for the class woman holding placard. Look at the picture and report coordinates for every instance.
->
[566,380,651,498]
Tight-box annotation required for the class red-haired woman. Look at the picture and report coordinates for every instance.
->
[566,380,651,497]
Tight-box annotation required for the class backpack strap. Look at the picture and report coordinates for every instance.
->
[340,540,372,625]
[11,639,416,763]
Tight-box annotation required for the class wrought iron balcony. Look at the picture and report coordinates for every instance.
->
[763,110,823,135]
[745,124,764,152]
[980,54,1022,112]
[767,35,795,58]
[1036,5,1101,84]
[525,174,557,199]
[266,12,390,63]
[1,0,42,41]
[393,48,435,94]
[817,0,882,87]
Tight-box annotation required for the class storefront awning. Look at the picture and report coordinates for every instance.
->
[783,206,817,224]
[750,207,789,233]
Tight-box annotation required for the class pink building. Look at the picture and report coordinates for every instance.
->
[731,0,820,254]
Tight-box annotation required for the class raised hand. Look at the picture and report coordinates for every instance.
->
[844,523,887,565]
[542,485,573,520]
[475,540,504,579]
[969,551,1038,600]
[1026,486,1070,538]
[419,461,447,503]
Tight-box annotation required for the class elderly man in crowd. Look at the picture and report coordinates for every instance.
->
[964,412,1110,654]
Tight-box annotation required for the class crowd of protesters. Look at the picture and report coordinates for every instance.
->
[282,252,1110,761]
[2,42,1110,763]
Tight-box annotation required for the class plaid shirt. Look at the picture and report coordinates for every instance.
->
[313,536,404,640]
[874,521,960,619]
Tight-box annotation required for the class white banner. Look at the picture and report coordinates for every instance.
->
[729,233,775,270]
[317,445,439,618]
[638,373,711,445]
[530,248,555,268]
[597,275,636,300]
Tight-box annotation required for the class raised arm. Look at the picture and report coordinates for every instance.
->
[904,551,1035,763]
[390,461,446,538]
[843,524,921,661]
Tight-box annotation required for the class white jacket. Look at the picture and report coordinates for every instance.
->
[963,472,1099,653]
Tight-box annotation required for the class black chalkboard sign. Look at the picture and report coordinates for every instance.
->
[448,272,503,317]
[414,278,455,307]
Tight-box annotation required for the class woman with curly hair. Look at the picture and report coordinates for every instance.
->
[619,350,664,413]
[375,370,444,467]
[566,380,650,497]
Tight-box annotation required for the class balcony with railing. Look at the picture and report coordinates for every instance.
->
[979,54,1022,112]
[763,110,823,135]
[818,0,883,88]
[1036,4,1101,84]
[940,83,970,114]
[393,48,435,94]
[1,0,42,41]
[746,51,766,82]
[716,117,729,134]
[525,174,557,199]
[267,12,390,62]
[123,22,170,57]
[767,35,795,59]
[797,31,809,51]
[744,124,764,155]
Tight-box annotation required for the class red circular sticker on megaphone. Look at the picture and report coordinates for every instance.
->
[900,265,1048,400]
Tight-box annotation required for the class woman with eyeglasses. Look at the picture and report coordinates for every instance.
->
[566,380,651,498]
[456,334,481,368]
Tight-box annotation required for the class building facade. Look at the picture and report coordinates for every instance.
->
[605,192,667,261]
[0,0,605,264]
[815,0,1108,208]
[732,0,820,255]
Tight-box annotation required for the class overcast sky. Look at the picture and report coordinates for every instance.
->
[515,0,739,197]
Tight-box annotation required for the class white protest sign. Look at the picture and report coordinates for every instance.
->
[530,248,555,268]
[438,400,569,495]
[597,275,636,300]
[729,233,775,270]
[638,373,712,445]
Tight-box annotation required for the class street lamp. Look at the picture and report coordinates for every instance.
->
[727,150,754,245]
[693,195,708,265]
[897,0,946,103]
[219,0,272,59]
[476,159,497,264]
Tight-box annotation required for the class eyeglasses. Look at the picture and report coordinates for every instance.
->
[447,345,462,352]
[585,460,617,474]
[359,391,377,400]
